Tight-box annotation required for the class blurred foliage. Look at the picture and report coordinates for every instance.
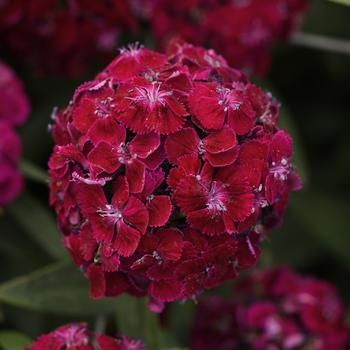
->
[1,0,350,349]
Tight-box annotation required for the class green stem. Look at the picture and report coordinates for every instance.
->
[19,158,48,185]
[114,295,160,350]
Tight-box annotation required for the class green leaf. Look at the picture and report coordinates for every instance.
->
[0,261,117,315]
[115,295,160,350]
[0,330,32,350]
[19,159,48,185]
[5,190,67,260]
[290,189,350,268]
[328,0,350,6]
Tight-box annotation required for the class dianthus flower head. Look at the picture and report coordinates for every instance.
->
[191,266,350,350]
[48,39,301,307]
[24,322,147,350]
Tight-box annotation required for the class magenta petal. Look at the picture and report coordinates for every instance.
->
[88,118,125,146]
[129,132,160,159]
[104,271,130,297]
[114,220,141,257]
[269,130,293,162]
[187,209,226,235]
[149,279,183,302]
[147,195,172,227]
[205,147,239,167]
[142,140,166,170]
[88,141,120,173]
[111,176,129,207]
[76,184,107,214]
[122,195,149,234]
[147,262,174,281]
[202,126,237,154]
[156,228,183,260]
[227,108,255,135]
[145,103,185,135]
[126,159,146,193]
[174,176,208,214]
[188,83,225,130]
[165,127,199,164]
[87,265,106,299]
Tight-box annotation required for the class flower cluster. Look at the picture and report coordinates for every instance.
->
[0,60,30,207]
[24,322,147,350]
[144,0,308,75]
[48,39,301,307]
[0,0,138,76]
[191,266,350,350]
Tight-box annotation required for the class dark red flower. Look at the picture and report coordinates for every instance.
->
[48,40,300,305]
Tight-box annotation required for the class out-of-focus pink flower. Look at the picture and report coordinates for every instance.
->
[0,60,30,207]
[191,266,350,350]
[0,60,30,126]
[147,0,308,76]
[24,322,147,350]
[48,40,300,306]
[0,121,24,207]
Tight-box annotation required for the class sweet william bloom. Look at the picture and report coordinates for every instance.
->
[24,322,147,350]
[48,40,300,305]
[191,266,350,350]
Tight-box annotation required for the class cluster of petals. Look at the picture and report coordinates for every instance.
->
[0,60,30,207]
[0,0,138,76]
[48,39,300,306]
[191,266,350,350]
[143,0,308,75]
[24,322,147,350]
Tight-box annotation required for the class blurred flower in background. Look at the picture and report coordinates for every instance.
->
[0,60,30,207]
[48,39,301,308]
[0,0,139,76]
[24,322,147,350]
[191,266,350,350]
[0,0,308,77]
[138,0,308,75]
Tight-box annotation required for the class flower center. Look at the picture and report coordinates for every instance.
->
[117,142,137,164]
[97,204,123,224]
[94,97,114,117]
[133,82,172,106]
[216,86,242,112]
[207,181,227,212]
[270,157,290,181]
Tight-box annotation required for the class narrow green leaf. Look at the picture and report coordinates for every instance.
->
[0,330,32,350]
[290,190,350,267]
[19,159,48,185]
[0,261,116,315]
[5,190,67,260]
[115,295,160,350]
[328,0,350,6]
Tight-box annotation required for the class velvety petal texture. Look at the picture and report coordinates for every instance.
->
[25,323,147,350]
[48,39,300,304]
